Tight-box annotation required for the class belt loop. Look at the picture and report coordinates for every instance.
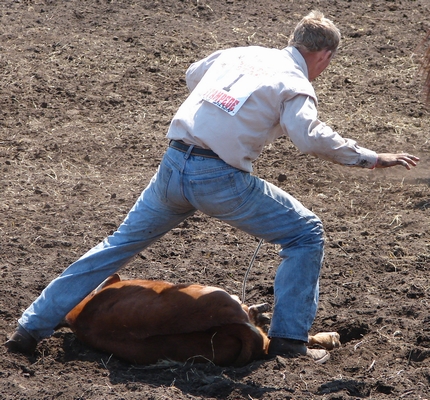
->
[184,144,195,159]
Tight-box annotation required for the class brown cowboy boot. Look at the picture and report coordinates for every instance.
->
[268,337,330,364]
[4,325,38,355]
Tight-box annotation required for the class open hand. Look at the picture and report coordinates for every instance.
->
[375,153,420,170]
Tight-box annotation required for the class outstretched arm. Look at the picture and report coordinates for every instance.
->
[282,96,420,170]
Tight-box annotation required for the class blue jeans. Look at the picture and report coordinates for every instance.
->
[19,146,324,342]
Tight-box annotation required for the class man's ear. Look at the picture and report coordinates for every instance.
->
[323,49,333,61]
[314,49,332,65]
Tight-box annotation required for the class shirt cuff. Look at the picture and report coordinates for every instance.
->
[356,147,378,169]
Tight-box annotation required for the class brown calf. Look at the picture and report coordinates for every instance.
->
[62,274,339,366]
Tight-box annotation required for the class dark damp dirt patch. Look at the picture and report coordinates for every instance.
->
[1,0,430,399]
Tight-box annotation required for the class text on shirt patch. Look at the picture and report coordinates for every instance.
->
[203,88,240,114]
[199,54,268,116]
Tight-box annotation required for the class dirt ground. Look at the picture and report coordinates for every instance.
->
[1,0,430,399]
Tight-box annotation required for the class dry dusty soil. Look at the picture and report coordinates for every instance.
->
[1,0,430,399]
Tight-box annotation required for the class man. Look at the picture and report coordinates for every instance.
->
[5,11,419,364]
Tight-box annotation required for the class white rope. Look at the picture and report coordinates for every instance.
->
[241,238,264,304]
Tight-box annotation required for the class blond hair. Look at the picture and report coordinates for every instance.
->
[289,11,341,52]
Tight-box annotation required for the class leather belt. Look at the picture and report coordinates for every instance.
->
[169,140,220,159]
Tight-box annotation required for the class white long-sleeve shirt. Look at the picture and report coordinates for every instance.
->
[167,46,378,172]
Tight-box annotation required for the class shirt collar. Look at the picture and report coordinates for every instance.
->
[283,46,309,79]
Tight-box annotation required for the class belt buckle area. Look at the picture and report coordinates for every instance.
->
[169,140,189,153]
[169,140,219,159]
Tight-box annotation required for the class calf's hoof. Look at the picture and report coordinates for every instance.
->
[247,303,271,327]
[308,332,341,350]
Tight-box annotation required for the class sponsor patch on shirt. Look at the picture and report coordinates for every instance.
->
[200,54,266,116]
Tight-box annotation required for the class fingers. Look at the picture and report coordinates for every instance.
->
[400,159,411,170]
[398,157,411,170]
[398,154,419,169]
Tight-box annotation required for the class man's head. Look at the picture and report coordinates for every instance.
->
[289,10,341,53]
[289,11,341,81]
